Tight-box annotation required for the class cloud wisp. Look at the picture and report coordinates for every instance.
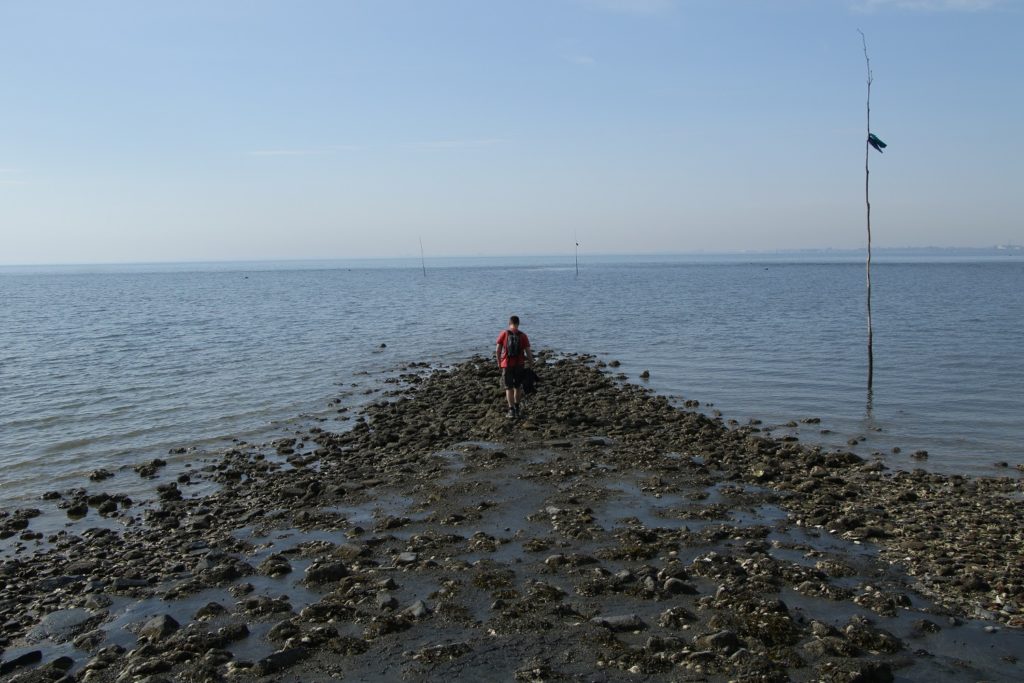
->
[406,139,509,150]
[855,0,1003,12]
[0,168,27,185]
[567,54,597,66]
[248,140,507,156]
[577,0,676,15]
[248,145,362,157]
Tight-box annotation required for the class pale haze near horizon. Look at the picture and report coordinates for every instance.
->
[1,0,1022,266]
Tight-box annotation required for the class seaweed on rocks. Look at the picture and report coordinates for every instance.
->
[1,352,1021,681]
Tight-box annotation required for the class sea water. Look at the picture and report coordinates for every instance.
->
[2,252,1022,507]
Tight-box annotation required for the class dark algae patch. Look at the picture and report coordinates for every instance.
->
[1,352,1022,681]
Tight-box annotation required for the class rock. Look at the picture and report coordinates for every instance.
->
[189,513,212,529]
[139,614,180,641]
[822,661,894,683]
[229,582,255,597]
[66,502,88,518]
[395,552,419,566]
[73,629,106,649]
[809,620,838,638]
[134,458,167,477]
[257,554,293,577]
[590,614,646,632]
[156,482,182,501]
[376,592,399,610]
[663,577,698,594]
[38,575,82,591]
[27,607,97,643]
[304,561,348,584]
[50,655,74,671]
[659,606,697,628]
[844,618,902,653]
[404,600,431,619]
[696,630,741,653]
[0,650,42,675]
[195,602,227,619]
[254,647,308,675]
[217,623,250,643]
[267,619,301,642]
[89,469,114,481]
[241,595,291,615]
[544,554,565,567]
[750,464,779,481]
[961,573,990,591]
[378,516,410,530]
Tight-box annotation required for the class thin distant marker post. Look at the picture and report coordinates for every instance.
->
[574,232,579,278]
[419,237,427,277]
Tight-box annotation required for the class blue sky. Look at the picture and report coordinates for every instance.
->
[2,0,1022,264]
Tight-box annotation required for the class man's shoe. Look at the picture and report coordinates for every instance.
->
[506,408,516,418]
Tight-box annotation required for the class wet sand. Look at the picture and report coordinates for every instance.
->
[1,352,1022,682]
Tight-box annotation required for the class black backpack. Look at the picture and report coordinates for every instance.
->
[522,367,539,395]
[505,331,521,360]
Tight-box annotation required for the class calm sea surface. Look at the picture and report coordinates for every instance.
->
[2,253,1022,506]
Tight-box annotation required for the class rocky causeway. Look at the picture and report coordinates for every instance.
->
[1,352,1022,682]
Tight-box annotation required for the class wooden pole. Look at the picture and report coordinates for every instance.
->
[419,237,426,277]
[859,29,874,392]
[574,231,579,278]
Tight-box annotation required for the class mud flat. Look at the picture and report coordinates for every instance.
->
[1,352,1022,682]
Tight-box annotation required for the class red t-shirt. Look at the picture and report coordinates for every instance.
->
[496,329,530,368]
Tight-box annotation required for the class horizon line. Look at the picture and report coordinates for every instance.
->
[2,245,1021,269]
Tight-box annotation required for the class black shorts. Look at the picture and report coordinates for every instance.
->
[502,366,526,389]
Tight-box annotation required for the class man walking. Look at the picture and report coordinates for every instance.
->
[496,315,534,418]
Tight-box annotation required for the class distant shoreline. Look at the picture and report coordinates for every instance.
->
[3,246,1024,271]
